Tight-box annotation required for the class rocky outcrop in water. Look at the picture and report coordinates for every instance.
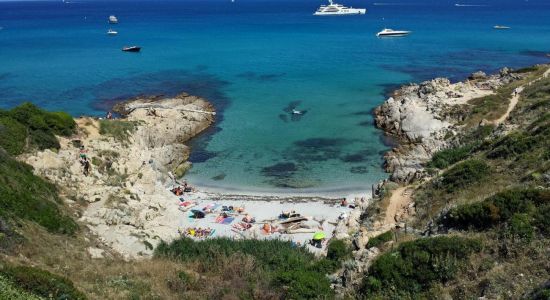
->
[373,69,521,183]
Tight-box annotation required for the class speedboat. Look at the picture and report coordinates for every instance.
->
[109,15,118,24]
[122,46,141,52]
[292,109,303,115]
[493,25,510,30]
[107,29,118,35]
[314,0,366,15]
[376,28,411,37]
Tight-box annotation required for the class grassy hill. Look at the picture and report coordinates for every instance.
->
[359,66,550,299]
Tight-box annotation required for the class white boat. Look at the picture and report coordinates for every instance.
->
[292,109,303,115]
[376,28,411,37]
[314,0,366,16]
[493,25,510,29]
[107,29,118,35]
[108,15,118,24]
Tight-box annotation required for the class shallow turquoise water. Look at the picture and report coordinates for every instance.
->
[1,0,549,192]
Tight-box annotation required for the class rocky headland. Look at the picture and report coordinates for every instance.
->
[373,68,523,183]
[329,65,550,296]
[23,94,215,258]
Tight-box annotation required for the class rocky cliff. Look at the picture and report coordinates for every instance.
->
[23,94,214,258]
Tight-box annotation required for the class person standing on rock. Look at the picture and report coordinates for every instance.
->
[83,158,91,176]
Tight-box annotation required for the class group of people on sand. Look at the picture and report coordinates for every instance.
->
[78,145,91,176]
[179,227,213,238]
[171,183,193,196]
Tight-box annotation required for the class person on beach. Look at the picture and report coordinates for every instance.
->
[106,111,113,119]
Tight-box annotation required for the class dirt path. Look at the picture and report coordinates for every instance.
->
[384,186,414,225]
[493,66,550,125]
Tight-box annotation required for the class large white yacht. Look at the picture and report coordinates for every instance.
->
[376,28,411,37]
[314,0,366,16]
[108,15,118,24]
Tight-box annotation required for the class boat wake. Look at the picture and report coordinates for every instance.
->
[454,3,489,7]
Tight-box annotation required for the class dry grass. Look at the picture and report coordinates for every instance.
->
[2,220,280,300]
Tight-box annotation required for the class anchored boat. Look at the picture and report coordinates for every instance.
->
[314,0,366,16]
[122,46,141,52]
[376,28,411,37]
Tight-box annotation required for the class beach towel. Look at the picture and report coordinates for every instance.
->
[221,217,235,225]
[215,216,224,223]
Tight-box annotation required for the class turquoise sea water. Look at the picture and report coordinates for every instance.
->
[1,0,549,193]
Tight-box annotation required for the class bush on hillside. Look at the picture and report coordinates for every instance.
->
[366,230,393,249]
[1,265,86,300]
[327,239,352,261]
[0,116,27,156]
[487,132,537,159]
[435,160,490,193]
[0,149,77,234]
[99,120,139,144]
[440,188,550,236]
[155,238,334,299]
[0,103,76,155]
[427,143,477,169]
[0,275,42,300]
[361,236,482,299]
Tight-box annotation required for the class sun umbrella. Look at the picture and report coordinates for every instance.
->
[313,232,326,240]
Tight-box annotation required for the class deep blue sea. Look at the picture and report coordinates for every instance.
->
[1,0,549,193]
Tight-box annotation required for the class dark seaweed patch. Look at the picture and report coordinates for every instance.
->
[284,138,353,162]
[350,166,369,174]
[261,162,298,178]
[279,114,288,123]
[283,101,302,113]
[358,120,372,127]
[211,173,226,181]
[341,153,367,163]
[350,110,372,116]
[236,71,286,82]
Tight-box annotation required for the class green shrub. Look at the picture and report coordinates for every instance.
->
[361,236,482,299]
[326,239,351,261]
[155,238,334,299]
[436,160,490,193]
[2,265,86,300]
[440,188,550,234]
[0,103,75,155]
[99,120,138,144]
[428,143,477,169]
[367,230,393,249]
[29,129,61,151]
[0,116,27,156]
[508,213,534,242]
[0,149,77,234]
[487,132,537,159]
[0,275,42,300]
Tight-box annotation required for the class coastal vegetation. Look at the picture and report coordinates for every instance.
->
[361,236,482,299]
[155,237,351,299]
[360,66,550,299]
[0,149,77,235]
[0,102,75,155]
[99,119,139,144]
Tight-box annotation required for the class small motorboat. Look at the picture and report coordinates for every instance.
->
[122,46,141,52]
[376,28,411,37]
[292,109,303,115]
[493,25,511,30]
[107,29,118,35]
[109,15,118,24]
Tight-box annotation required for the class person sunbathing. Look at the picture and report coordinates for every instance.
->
[242,214,255,223]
